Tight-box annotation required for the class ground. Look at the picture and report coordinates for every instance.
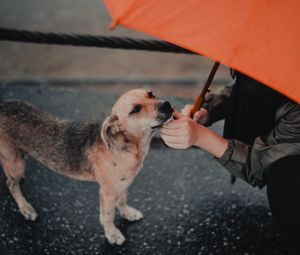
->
[0,85,284,255]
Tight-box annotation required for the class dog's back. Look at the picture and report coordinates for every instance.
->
[0,100,101,175]
[0,100,67,163]
[0,100,65,139]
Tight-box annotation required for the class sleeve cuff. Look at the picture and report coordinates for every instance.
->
[215,139,254,185]
[231,140,250,163]
[217,139,235,165]
[217,139,249,165]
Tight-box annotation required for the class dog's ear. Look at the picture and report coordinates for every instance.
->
[101,115,122,150]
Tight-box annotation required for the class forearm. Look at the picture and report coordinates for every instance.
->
[160,112,254,185]
[192,125,255,185]
[193,125,228,158]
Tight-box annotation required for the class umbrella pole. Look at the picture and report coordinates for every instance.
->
[190,61,220,117]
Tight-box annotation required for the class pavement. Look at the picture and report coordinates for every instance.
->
[0,85,284,255]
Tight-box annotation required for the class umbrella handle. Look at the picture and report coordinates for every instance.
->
[190,61,220,117]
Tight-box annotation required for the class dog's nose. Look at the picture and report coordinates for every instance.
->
[158,101,173,114]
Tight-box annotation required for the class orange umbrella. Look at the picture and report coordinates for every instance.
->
[104,0,300,104]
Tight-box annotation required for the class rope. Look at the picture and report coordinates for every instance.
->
[0,27,196,55]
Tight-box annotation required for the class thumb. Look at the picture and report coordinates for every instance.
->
[173,111,185,120]
[181,104,193,116]
[193,110,207,121]
[193,108,209,125]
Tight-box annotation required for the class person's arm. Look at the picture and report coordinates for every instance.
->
[246,101,300,186]
[160,112,253,183]
[219,101,300,187]
[160,111,228,157]
[160,101,300,188]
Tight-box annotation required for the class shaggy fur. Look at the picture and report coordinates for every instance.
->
[0,89,173,245]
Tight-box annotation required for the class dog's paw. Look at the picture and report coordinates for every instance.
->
[19,202,38,221]
[121,206,143,222]
[106,227,126,245]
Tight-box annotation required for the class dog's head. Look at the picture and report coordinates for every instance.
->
[101,89,174,149]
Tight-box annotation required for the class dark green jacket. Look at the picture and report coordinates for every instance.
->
[204,86,300,188]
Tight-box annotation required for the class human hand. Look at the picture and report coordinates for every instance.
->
[181,105,209,125]
[160,111,202,149]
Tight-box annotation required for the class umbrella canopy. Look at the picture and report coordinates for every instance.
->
[104,0,300,103]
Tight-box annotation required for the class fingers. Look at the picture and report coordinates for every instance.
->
[162,121,182,129]
[160,128,182,136]
[160,134,182,144]
[162,114,188,129]
[181,105,209,124]
[181,105,193,116]
[173,111,185,120]
[160,117,197,150]
[193,108,208,122]
[160,133,189,149]
[163,142,188,150]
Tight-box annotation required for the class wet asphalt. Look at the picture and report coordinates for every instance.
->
[0,85,284,255]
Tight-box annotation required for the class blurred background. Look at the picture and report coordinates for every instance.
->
[0,0,232,98]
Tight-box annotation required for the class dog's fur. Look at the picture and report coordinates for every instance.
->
[0,89,173,245]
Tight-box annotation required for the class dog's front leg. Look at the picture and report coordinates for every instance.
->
[99,189,125,245]
[117,189,143,221]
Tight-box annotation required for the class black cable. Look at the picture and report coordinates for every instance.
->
[0,27,196,55]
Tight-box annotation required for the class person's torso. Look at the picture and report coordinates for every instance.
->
[223,72,287,144]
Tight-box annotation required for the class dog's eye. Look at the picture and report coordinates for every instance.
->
[130,104,142,115]
[148,92,156,99]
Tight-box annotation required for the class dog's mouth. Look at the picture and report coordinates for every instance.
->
[151,114,174,129]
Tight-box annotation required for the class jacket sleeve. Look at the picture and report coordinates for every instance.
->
[202,85,232,126]
[216,101,300,188]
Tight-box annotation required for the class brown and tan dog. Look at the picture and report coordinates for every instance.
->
[0,89,173,245]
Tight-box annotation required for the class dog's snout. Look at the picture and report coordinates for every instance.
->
[158,101,173,114]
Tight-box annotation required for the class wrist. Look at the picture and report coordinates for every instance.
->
[192,123,206,147]
[193,124,228,158]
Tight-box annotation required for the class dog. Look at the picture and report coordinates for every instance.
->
[0,89,173,245]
